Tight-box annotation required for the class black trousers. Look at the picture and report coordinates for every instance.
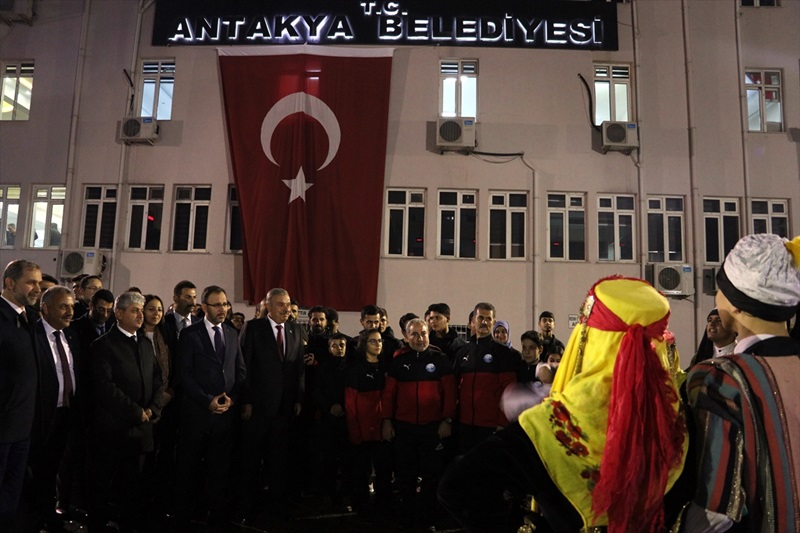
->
[239,410,291,515]
[350,439,392,511]
[438,422,582,533]
[394,421,442,527]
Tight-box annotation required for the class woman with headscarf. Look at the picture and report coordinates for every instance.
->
[439,276,689,533]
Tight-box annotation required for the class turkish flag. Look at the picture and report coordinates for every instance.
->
[219,46,393,310]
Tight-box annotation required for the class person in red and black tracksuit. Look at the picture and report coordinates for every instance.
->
[454,302,518,454]
[382,318,456,530]
[343,328,391,518]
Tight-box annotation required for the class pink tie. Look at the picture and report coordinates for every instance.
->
[276,325,284,360]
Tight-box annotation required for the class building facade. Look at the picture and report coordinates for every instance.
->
[1,0,798,363]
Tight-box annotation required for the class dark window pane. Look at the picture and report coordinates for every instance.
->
[193,205,209,249]
[489,209,506,258]
[408,207,424,257]
[99,202,116,249]
[105,189,117,200]
[462,194,475,205]
[195,187,212,201]
[772,202,785,214]
[388,191,405,204]
[598,212,615,260]
[705,218,720,263]
[648,199,661,210]
[511,212,525,257]
[440,210,455,256]
[460,208,476,258]
[145,203,162,251]
[150,187,164,200]
[549,212,564,259]
[409,192,424,203]
[388,210,403,254]
[619,214,633,260]
[176,187,192,201]
[173,203,191,250]
[599,198,612,208]
[703,199,720,213]
[85,187,102,200]
[753,219,767,234]
[617,196,634,210]
[667,216,683,261]
[568,211,585,261]
[648,213,664,263]
[570,196,583,207]
[751,201,768,214]
[83,204,99,247]
[229,204,242,251]
[509,194,527,207]
[131,187,147,200]
[439,192,457,206]
[665,198,683,211]
[772,217,788,237]
[492,195,504,206]
[722,216,739,258]
[723,202,737,212]
[548,194,566,209]
[229,186,238,202]
[129,205,144,248]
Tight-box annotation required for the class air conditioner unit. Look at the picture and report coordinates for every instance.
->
[601,121,639,154]
[0,0,36,25]
[119,117,159,145]
[645,263,694,297]
[60,250,108,278]
[436,117,476,151]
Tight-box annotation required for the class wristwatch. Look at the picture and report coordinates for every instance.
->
[444,418,453,424]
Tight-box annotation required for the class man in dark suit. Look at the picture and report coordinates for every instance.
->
[163,280,199,355]
[28,286,82,530]
[239,287,305,520]
[0,260,41,529]
[174,285,245,528]
[88,291,162,532]
[68,289,114,357]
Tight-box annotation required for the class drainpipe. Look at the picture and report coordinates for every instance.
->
[630,0,646,272]
[681,0,700,355]
[64,0,92,249]
[733,1,751,228]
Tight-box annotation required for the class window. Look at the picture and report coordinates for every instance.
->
[437,190,476,258]
[741,0,778,6]
[594,64,631,125]
[81,186,117,250]
[30,186,66,248]
[1,61,33,121]
[139,59,175,120]
[597,194,635,261]
[703,198,740,264]
[547,193,586,261]
[745,69,782,132]
[227,185,242,252]
[127,185,164,250]
[647,196,684,262]
[489,192,527,259]
[385,189,425,257]
[0,185,21,247]
[172,185,210,251]
[751,199,789,237]
[440,59,477,118]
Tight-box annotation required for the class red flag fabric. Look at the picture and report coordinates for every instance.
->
[219,46,393,310]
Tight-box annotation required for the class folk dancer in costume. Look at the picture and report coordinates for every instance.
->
[683,234,800,533]
[439,276,688,533]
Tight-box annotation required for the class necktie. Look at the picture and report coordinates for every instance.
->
[19,309,29,329]
[213,326,225,363]
[53,331,74,407]
[276,325,284,360]
[97,323,105,336]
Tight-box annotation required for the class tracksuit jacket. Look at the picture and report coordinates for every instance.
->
[455,335,518,428]
[382,346,456,426]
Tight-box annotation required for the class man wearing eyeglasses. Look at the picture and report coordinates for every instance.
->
[174,285,245,528]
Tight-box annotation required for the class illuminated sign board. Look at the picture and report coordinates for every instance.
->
[152,0,618,50]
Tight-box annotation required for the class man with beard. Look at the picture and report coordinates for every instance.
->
[454,302,517,453]
[0,260,41,528]
[537,311,564,363]
[348,305,400,368]
[689,308,737,366]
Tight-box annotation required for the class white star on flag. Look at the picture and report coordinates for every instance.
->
[283,167,314,203]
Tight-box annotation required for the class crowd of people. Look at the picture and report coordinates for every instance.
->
[1,231,799,533]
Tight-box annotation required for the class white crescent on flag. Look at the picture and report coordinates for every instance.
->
[260,91,341,171]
